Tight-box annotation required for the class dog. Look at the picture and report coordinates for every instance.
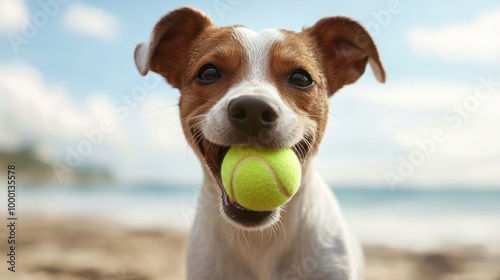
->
[134,7,385,280]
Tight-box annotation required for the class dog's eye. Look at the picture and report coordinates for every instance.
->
[288,69,313,88]
[196,64,221,83]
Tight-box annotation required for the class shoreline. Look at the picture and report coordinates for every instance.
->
[0,214,498,280]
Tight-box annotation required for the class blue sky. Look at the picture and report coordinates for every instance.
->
[1,0,499,188]
[3,0,500,98]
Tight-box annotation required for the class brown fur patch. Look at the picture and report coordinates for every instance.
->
[178,27,247,152]
[304,16,386,94]
[135,7,213,87]
[267,30,330,156]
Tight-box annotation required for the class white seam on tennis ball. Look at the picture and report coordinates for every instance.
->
[260,159,291,197]
[230,155,291,205]
[230,156,248,204]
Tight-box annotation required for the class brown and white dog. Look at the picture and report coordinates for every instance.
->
[134,7,385,280]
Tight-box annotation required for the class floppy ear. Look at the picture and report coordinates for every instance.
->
[304,16,386,95]
[134,7,213,88]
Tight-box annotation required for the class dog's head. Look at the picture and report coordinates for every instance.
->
[134,7,385,230]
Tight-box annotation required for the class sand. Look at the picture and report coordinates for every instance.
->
[0,215,498,280]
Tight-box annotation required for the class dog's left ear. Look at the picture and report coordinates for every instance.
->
[304,16,386,95]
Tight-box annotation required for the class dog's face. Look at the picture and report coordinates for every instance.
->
[135,7,385,230]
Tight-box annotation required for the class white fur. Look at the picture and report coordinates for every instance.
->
[233,27,283,81]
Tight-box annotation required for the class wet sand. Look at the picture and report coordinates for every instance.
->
[1,215,498,280]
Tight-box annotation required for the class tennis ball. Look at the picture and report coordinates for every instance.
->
[221,146,301,211]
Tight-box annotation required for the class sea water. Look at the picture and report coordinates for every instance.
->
[14,184,500,251]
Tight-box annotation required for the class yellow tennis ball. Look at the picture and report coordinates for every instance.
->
[221,146,301,211]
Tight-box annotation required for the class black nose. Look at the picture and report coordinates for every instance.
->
[227,96,278,137]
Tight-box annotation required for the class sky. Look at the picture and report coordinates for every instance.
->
[0,0,499,188]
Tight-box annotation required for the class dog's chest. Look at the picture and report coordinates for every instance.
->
[221,233,350,280]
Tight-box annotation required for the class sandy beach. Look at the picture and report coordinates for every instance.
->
[0,214,498,280]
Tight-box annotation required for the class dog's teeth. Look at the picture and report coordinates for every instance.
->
[235,204,249,211]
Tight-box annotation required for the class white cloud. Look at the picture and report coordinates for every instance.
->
[318,79,500,187]
[62,4,119,41]
[0,62,88,150]
[316,161,393,186]
[0,62,195,183]
[351,81,470,111]
[408,7,500,63]
[0,0,29,32]
[0,63,130,169]
[111,93,201,184]
[141,95,187,154]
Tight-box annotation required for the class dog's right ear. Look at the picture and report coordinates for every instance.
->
[304,16,386,95]
[134,7,213,88]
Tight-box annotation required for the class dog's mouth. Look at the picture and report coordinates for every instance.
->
[192,128,310,229]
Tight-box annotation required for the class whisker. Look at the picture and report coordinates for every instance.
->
[243,231,250,248]
[231,226,236,246]
[180,113,207,122]
[237,229,246,253]
[159,121,183,138]
[272,223,278,242]
[182,95,221,105]
[329,111,341,120]
[278,219,286,241]
[145,103,178,115]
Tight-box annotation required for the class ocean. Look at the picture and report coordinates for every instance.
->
[14,184,500,251]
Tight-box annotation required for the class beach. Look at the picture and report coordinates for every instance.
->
[2,0,500,278]
[1,214,499,280]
